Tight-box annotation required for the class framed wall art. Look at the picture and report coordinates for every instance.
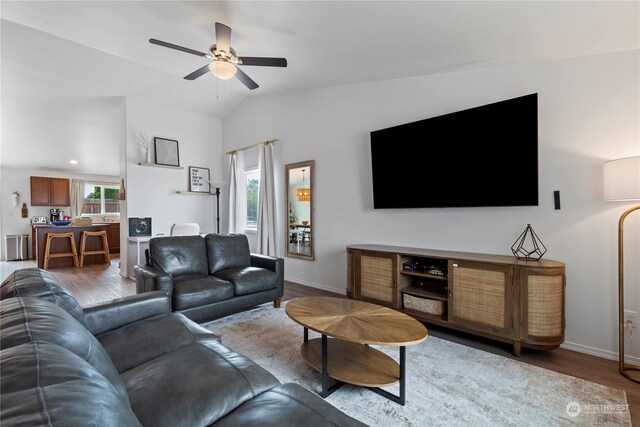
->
[189,166,211,193]
[154,137,180,167]
[128,217,152,236]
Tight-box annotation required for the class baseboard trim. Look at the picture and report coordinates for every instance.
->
[284,276,346,296]
[561,341,640,364]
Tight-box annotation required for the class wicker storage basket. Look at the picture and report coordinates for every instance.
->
[74,217,92,226]
[403,294,446,316]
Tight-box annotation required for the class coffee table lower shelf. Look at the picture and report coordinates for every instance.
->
[300,335,407,404]
[301,338,399,387]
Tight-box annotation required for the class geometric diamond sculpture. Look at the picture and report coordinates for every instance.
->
[511,224,547,261]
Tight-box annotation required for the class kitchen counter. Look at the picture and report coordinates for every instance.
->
[33,224,109,269]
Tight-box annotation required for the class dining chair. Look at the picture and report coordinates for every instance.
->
[170,223,200,236]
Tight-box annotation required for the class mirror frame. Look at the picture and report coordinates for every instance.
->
[285,160,315,260]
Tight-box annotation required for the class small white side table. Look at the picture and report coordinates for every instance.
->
[128,236,152,266]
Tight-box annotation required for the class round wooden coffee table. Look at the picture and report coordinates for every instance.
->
[285,297,427,405]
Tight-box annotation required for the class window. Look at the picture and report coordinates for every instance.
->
[245,170,259,230]
[81,184,120,215]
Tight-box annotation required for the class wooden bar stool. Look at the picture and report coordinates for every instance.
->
[79,230,111,267]
[43,232,79,269]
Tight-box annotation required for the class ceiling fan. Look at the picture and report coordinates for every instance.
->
[149,22,287,90]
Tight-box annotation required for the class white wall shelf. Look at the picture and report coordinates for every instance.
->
[175,191,215,195]
[137,162,184,170]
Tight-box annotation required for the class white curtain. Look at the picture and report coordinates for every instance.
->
[256,143,278,256]
[70,179,85,218]
[227,151,246,233]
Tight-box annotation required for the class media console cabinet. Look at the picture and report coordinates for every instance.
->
[346,244,565,356]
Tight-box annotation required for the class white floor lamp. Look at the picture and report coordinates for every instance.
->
[603,156,640,383]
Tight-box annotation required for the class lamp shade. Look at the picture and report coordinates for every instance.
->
[209,61,237,80]
[297,188,311,201]
[603,156,640,201]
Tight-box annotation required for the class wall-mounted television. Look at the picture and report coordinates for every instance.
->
[370,93,538,209]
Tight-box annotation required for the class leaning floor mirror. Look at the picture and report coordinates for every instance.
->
[285,160,315,260]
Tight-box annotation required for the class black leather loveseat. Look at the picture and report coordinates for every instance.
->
[135,233,283,323]
[0,268,365,427]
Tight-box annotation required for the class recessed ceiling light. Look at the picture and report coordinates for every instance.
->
[69,160,78,165]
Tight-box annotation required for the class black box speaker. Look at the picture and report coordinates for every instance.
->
[129,217,152,237]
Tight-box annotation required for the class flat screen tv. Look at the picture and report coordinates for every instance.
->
[370,93,538,209]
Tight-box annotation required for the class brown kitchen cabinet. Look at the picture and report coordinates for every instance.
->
[30,177,70,206]
[347,244,565,356]
[107,223,120,254]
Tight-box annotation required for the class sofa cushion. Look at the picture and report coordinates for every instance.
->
[96,312,221,373]
[215,267,280,296]
[0,297,129,403]
[122,340,280,427]
[205,233,251,274]
[149,235,208,276]
[216,383,367,427]
[1,342,141,426]
[172,274,234,311]
[0,268,86,326]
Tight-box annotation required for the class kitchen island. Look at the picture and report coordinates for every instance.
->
[33,224,109,269]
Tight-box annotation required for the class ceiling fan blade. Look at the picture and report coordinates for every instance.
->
[149,38,206,57]
[184,64,211,80]
[234,66,259,90]
[215,22,232,53]
[238,57,288,67]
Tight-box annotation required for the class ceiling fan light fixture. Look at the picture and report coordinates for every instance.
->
[150,22,285,90]
[209,60,237,80]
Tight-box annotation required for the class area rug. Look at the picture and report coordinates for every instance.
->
[204,303,631,426]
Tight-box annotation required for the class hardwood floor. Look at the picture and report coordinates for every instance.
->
[1,260,637,423]
[0,257,134,306]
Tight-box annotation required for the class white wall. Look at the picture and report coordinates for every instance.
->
[0,166,119,259]
[222,50,640,359]
[1,95,122,176]
[124,96,223,276]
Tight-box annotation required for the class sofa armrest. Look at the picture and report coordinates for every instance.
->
[134,264,173,295]
[250,254,283,274]
[251,254,284,294]
[83,291,171,335]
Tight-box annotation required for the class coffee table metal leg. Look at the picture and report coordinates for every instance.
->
[304,327,308,342]
[400,345,406,405]
[319,334,345,398]
[368,346,406,405]
[322,334,328,395]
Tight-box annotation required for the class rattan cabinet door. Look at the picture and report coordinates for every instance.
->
[448,261,513,338]
[520,267,565,347]
[354,251,398,308]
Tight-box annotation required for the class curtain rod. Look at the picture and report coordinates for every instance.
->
[226,138,279,155]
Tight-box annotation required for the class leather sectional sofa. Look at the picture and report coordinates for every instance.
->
[0,268,365,427]
[135,233,283,323]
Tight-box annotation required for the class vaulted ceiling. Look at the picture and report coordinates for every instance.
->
[1,1,638,174]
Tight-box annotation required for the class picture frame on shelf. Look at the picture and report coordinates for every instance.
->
[128,217,152,237]
[189,166,211,193]
[154,137,180,167]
